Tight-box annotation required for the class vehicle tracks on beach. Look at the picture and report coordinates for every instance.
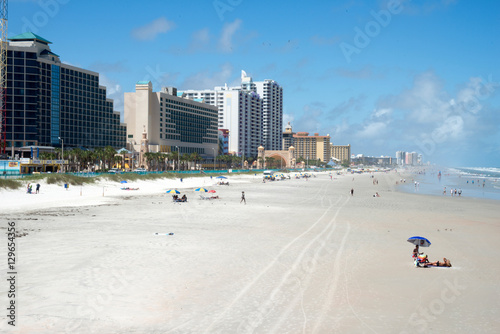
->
[203,183,351,333]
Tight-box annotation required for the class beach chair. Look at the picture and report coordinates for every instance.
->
[199,195,209,200]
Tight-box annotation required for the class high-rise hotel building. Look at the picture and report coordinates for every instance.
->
[330,144,351,164]
[3,32,126,152]
[241,71,283,151]
[184,71,283,156]
[293,131,331,163]
[124,82,218,158]
[183,84,263,157]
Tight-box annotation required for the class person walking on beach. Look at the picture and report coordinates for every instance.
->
[36,183,40,194]
[240,191,246,204]
[350,188,354,196]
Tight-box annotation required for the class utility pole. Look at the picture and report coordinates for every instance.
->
[176,146,179,172]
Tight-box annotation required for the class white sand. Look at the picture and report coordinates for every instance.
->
[1,171,499,333]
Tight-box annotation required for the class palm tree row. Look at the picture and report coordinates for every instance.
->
[39,146,123,172]
[39,147,265,172]
[143,151,204,171]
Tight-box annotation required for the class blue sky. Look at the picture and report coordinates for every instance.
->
[9,0,500,167]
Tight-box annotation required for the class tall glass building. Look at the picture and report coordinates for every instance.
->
[4,32,126,153]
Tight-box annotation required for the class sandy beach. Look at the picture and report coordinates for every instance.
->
[1,171,499,333]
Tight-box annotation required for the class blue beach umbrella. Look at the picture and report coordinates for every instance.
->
[195,187,208,192]
[216,176,227,179]
[407,236,431,247]
[120,180,127,184]
[166,189,180,194]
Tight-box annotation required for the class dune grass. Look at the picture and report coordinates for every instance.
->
[0,170,254,190]
[0,179,22,190]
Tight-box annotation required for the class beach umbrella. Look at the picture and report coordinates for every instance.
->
[208,190,216,193]
[407,236,431,247]
[216,176,227,179]
[166,189,180,194]
[120,180,127,184]
[195,187,208,192]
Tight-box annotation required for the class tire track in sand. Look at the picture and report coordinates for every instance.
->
[204,191,350,333]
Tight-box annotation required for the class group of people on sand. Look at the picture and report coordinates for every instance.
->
[412,245,452,267]
[443,186,462,196]
[172,194,187,202]
[26,183,40,194]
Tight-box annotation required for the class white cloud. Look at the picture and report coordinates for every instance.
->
[357,122,387,139]
[372,108,392,119]
[186,28,211,53]
[219,19,242,52]
[131,17,175,41]
[432,115,464,141]
[180,63,236,90]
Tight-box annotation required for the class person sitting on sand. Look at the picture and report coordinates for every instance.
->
[181,194,187,202]
[412,245,420,259]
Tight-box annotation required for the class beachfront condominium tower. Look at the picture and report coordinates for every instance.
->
[241,71,283,151]
[3,32,126,154]
[183,85,263,157]
[293,131,331,163]
[124,82,218,161]
[330,144,351,164]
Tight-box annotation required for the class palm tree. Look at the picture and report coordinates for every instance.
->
[113,155,123,169]
[104,146,117,170]
[93,147,105,171]
[190,152,202,170]
[154,152,165,171]
[181,153,191,171]
[81,150,92,172]
[171,151,180,171]
[143,152,155,170]
[40,152,56,160]
[117,149,128,170]
[71,148,83,172]
[164,152,173,170]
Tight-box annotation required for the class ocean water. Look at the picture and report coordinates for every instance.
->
[397,166,500,201]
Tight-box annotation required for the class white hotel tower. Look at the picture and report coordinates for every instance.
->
[184,71,283,156]
[241,71,283,151]
[183,81,262,157]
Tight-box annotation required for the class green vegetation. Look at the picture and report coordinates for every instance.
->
[341,160,350,168]
[0,179,21,190]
